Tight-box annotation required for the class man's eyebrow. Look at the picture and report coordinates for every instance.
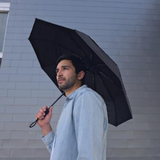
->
[55,65,71,72]
[61,65,70,67]
[56,65,70,69]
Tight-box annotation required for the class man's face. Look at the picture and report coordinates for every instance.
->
[56,59,78,91]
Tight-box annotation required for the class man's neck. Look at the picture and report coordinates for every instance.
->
[65,83,82,96]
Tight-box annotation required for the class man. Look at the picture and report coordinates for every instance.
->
[36,54,108,160]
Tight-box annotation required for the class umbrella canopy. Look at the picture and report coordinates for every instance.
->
[28,18,132,126]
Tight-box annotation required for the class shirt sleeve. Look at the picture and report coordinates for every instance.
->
[41,130,55,153]
[73,91,108,160]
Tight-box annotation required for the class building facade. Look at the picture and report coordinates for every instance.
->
[0,0,160,160]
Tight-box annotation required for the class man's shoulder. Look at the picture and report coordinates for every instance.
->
[76,85,94,95]
[76,85,104,102]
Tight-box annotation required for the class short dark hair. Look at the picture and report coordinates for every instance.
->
[56,54,86,74]
[56,54,86,82]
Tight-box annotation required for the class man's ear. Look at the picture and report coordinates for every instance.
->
[78,71,85,80]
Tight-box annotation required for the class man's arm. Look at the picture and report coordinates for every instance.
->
[42,130,55,153]
[36,105,55,153]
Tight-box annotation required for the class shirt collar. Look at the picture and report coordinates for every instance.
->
[66,85,87,101]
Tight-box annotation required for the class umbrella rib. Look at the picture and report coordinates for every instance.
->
[55,40,90,65]
[97,70,118,125]
[96,64,122,89]
[67,31,94,68]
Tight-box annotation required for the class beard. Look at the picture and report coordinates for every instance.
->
[58,74,78,91]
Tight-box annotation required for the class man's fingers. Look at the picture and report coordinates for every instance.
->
[49,106,53,111]
[36,106,47,119]
[35,105,53,120]
[43,105,48,110]
[48,106,53,115]
[36,112,43,119]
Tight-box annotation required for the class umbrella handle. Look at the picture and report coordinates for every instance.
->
[29,108,49,128]
[29,92,65,128]
[29,118,39,128]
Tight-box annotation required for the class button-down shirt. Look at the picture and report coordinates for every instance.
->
[42,85,108,160]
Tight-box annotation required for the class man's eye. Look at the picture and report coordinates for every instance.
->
[56,69,59,73]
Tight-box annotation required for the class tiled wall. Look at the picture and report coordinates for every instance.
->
[0,0,160,159]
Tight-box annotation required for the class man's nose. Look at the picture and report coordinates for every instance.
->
[57,69,62,76]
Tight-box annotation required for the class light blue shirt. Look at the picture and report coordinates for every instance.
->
[42,85,108,160]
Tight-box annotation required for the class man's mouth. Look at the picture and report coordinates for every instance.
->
[58,78,65,83]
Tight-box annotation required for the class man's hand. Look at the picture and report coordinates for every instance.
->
[36,105,53,136]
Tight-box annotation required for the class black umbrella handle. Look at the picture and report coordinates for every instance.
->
[29,92,65,128]
[29,118,39,128]
[29,108,49,128]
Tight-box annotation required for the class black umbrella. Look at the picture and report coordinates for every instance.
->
[28,18,132,127]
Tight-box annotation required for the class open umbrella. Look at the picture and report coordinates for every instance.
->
[28,18,132,127]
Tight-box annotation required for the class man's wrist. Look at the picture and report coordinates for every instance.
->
[41,124,52,136]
